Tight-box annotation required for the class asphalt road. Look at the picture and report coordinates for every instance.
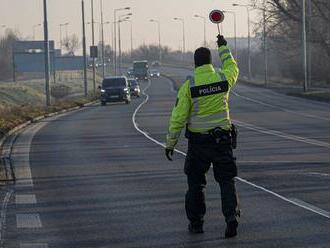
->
[3,68,330,248]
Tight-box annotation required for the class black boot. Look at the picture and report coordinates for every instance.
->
[225,220,238,238]
[188,223,204,234]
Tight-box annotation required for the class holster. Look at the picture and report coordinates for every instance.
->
[230,124,238,149]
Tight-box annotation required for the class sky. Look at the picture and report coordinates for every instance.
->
[0,0,260,53]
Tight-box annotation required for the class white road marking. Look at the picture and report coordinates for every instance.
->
[132,78,330,220]
[20,243,49,248]
[232,90,330,122]
[0,190,13,244]
[235,120,330,149]
[288,198,330,218]
[15,194,37,205]
[307,172,330,177]
[162,75,330,149]
[12,123,47,188]
[16,214,42,228]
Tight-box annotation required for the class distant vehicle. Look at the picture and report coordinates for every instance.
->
[127,67,134,77]
[151,60,161,67]
[99,76,131,105]
[128,79,141,97]
[150,69,160,78]
[133,60,149,81]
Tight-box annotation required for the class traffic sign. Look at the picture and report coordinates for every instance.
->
[209,10,225,35]
[209,10,225,24]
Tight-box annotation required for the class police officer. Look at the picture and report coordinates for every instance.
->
[165,35,240,238]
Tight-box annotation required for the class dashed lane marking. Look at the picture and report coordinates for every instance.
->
[133,78,330,220]
[16,214,42,228]
[20,243,49,248]
[15,195,37,205]
[306,172,330,177]
[0,190,13,245]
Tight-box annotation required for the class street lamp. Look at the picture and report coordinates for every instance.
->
[150,19,162,63]
[223,11,237,60]
[33,24,41,40]
[173,17,186,62]
[118,16,130,73]
[125,19,133,60]
[114,7,131,75]
[193,14,206,47]
[100,0,105,78]
[233,3,252,80]
[59,22,69,50]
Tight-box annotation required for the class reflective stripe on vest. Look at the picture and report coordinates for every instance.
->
[190,111,229,124]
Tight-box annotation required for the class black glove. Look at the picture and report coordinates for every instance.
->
[165,148,174,161]
[217,35,227,47]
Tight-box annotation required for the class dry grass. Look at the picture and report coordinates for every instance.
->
[0,94,99,136]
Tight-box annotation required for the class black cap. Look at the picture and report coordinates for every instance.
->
[194,47,212,67]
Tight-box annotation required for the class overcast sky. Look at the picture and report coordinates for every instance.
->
[0,0,259,52]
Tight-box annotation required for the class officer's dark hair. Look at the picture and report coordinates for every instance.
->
[194,47,212,67]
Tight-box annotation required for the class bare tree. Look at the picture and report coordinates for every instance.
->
[62,34,80,56]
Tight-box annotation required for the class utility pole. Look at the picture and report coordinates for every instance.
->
[233,4,252,80]
[100,0,105,79]
[193,15,206,47]
[173,17,185,62]
[223,11,237,60]
[263,2,268,86]
[150,19,161,63]
[302,0,308,92]
[114,7,131,75]
[91,0,96,93]
[307,0,312,87]
[82,0,88,97]
[43,0,51,106]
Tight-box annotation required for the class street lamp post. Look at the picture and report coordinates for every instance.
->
[90,0,96,93]
[262,2,268,86]
[114,7,131,75]
[126,20,133,60]
[233,4,252,80]
[59,22,69,50]
[33,24,41,40]
[194,14,206,47]
[43,0,51,106]
[302,0,308,92]
[223,11,237,60]
[82,0,88,97]
[100,0,105,79]
[118,16,131,73]
[150,19,162,63]
[173,17,185,62]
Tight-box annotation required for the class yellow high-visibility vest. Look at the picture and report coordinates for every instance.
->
[166,45,239,149]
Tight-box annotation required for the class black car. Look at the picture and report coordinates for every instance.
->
[100,76,131,105]
[128,79,141,97]
[150,69,160,78]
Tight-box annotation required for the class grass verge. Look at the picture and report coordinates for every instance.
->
[0,94,99,138]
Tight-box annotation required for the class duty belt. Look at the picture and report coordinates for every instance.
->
[186,125,238,149]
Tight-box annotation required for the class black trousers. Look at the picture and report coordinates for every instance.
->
[184,139,239,225]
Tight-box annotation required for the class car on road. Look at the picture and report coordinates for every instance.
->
[99,76,131,105]
[127,67,134,77]
[128,79,141,97]
[151,60,161,67]
[133,60,149,81]
[150,69,160,78]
